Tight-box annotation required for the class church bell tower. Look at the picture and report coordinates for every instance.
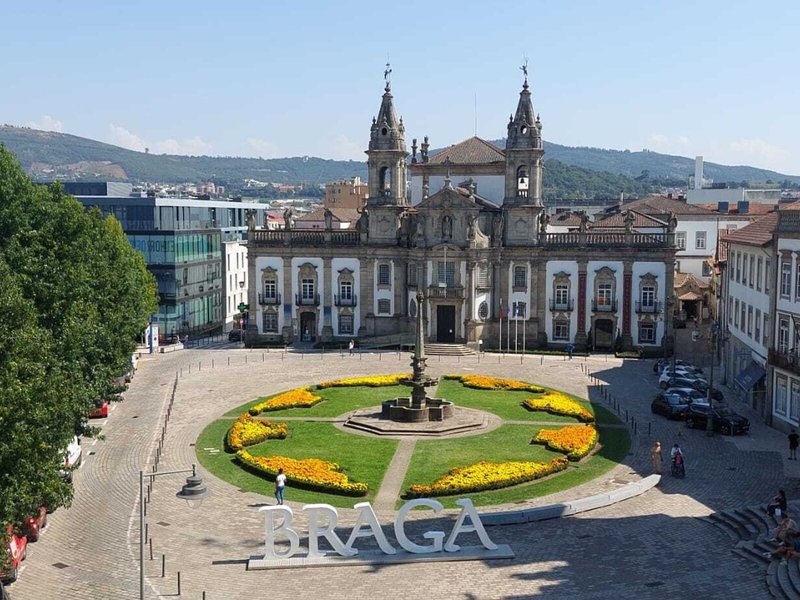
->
[504,68,543,207]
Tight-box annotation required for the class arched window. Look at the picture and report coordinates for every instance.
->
[409,298,418,318]
[516,165,529,197]
[379,166,392,195]
[478,301,489,320]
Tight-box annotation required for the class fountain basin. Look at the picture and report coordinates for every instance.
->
[381,397,454,422]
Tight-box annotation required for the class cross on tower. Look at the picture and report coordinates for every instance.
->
[384,62,392,88]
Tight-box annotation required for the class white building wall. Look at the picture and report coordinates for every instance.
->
[773,238,800,427]
[291,257,325,337]
[545,261,579,342]
[726,242,771,361]
[253,256,283,334]
[631,261,667,346]
[331,258,360,337]
[224,241,248,330]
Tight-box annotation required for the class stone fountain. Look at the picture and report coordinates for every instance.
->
[381,292,454,422]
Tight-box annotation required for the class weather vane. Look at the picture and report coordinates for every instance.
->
[520,56,528,79]
[384,61,392,87]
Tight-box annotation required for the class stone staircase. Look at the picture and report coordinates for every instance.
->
[698,501,800,598]
[424,343,477,357]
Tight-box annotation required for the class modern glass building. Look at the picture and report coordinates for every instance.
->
[65,183,267,341]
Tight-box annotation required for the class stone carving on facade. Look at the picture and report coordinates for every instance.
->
[283,208,294,230]
[324,207,333,230]
[356,207,369,234]
[579,211,589,233]
[667,211,677,233]
[539,211,550,233]
[413,216,425,248]
[467,214,477,240]
[493,214,504,245]
[441,215,453,239]
[624,210,635,233]
[245,208,257,231]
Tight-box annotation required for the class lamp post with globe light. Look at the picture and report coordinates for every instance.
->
[139,465,208,599]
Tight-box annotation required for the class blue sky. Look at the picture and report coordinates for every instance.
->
[2,1,798,174]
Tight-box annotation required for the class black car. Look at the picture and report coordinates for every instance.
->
[666,377,724,402]
[684,403,750,435]
[651,392,694,419]
[228,329,242,342]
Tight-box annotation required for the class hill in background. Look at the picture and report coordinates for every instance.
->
[1,125,797,200]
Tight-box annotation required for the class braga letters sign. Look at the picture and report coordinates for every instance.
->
[247,498,514,570]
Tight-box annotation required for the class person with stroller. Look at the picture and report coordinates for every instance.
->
[670,443,686,477]
[768,489,788,517]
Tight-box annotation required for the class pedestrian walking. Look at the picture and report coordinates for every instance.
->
[348,339,355,356]
[566,343,575,360]
[275,468,286,505]
[651,441,663,474]
[789,429,799,460]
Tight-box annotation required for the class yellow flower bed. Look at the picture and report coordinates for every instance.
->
[248,387,322,415]
[532,425,599,461]
[235,450,368,497]
[226,414,288,451]
[523,392,595,422]
[444,374,544,393]
[317,373,411,389]
[404,457,568,499]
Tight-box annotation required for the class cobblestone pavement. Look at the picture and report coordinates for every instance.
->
[7,348,795,599]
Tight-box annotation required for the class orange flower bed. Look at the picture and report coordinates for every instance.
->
[317,373,410,389]
[226,414,288,451]
[532,425,599,461]
[444,374,545,393]
[235,450,368,496]
[404,457,568,498]
[522,392,594,422]
[248,387,322,415]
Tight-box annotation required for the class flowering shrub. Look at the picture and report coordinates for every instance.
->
[235,450,368,496]
[317,373,411,389]
[444,374,545,393]
[249,387,322,415]
[523,392,595,422]
[226,414,288,451]
[404,457,569,498]
[532,425,599,461]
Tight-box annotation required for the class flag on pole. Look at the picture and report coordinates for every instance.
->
[498,298,505,320]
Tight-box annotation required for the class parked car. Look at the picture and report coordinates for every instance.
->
[666,377,724,402]
[663,387,706,403]
[651,392,697,419]
[684,403,750,435]
[89,398,109,419]
[59,436,82,482]
[0,526,27,584]
[21,506,47,542]
[653,358,696,374]
[228,329,242,342]
[659,369,707,389]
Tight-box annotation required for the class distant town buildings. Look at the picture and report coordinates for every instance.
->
[324,176,368,209]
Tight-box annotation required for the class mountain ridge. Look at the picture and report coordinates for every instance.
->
[2,125,797,191]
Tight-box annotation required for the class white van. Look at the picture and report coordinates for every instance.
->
[59,436,82,482]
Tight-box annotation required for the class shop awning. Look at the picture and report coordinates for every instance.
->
[735,361,766,392]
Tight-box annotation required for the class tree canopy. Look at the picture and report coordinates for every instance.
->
[0,146,157,531]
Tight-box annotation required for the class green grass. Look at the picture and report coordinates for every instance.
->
[196,419,398,507]
[399,425,630,508]
[224,384,409,418]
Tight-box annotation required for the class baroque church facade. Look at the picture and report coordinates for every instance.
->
[246,75,677,352]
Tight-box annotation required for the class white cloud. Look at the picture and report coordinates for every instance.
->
[246,137,279,159]
[330,134,363,160]
[648,133,690,148]
[649,133,669,145]
[108,123,148,151]
[728,138,785,164]
[108,124,211,155]
[28,115,63,132]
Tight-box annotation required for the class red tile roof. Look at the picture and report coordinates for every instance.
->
[428,136,506,165]
[592,210,667,229]
[720,212,778,247]
[622,195,716,216]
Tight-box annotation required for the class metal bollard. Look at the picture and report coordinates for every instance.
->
[199,361,201,371]
[149,537,153,560]
[212,359,214,369]
[161,554,166,577]
[246,355,248,363]
[228,356,230,366]
[177,571,181,595]
[263,353,265,362]
[540,356,544,365]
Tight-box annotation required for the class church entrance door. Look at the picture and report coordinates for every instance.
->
[436,305,456,343]
[593,318,614,350]
[300,312,316,342]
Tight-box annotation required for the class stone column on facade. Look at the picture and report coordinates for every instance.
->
[465,260,476,344]
[359,256,375,337]
[622,260,634,351]
[535,259,547,347]
[281,258,294,343]
[492,260,502,349]
[321,257,333,342]
[245,242,259,345]
[575,260,588,350]
[663,254,676,356]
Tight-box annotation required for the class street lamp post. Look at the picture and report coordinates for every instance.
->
[139,465,208,600]
[238,280,246,348]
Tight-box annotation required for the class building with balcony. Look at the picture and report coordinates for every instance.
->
[65,182,268,341]
[246,75,678,351]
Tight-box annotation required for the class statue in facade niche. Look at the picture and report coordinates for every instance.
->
[356,207,369,234]
[493,214,504,244]
[667,211,678,233]
[324,207,333,230]
[539,212,550,234]
[441,215,453,239]
[245,208,257,231]
[467,214,477,240]
[283,208,293,230]
[413,217,425,247]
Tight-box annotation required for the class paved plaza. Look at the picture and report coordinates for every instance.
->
[8,344,797,599]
